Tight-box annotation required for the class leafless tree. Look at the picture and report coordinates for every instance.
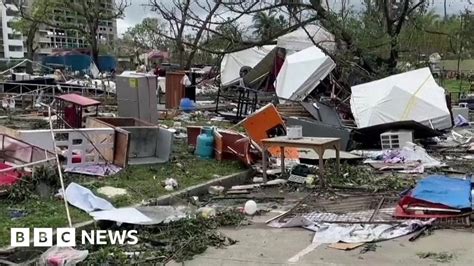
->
[148,0,227,69]
[147,0,321,69]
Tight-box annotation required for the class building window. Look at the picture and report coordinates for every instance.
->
[6,8,19,17]
[8,45,23,52]
[8,33,22,40]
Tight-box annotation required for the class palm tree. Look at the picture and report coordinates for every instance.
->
[252,11,287,41]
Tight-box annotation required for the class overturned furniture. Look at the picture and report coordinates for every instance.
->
[87,117,172,165]
[215,85,259,121]
[187,126,254,166]
[56,94,100,129]
[281,101,352,151]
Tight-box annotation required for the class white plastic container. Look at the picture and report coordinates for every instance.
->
[287,125,302,139]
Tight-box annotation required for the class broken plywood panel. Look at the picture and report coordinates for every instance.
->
[114,128,130,167]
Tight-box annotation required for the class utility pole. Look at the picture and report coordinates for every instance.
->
[444,0,447,21]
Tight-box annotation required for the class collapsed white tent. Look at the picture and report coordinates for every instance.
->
[220,45,275,86]
[275,46,336,101]
[350,68,452,130]
[277,24,336,53]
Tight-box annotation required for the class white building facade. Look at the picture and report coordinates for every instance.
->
[0,1,25,58]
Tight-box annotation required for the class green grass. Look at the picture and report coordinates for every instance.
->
[442,79,471,93]
[441,79,472,103]
[0,141,245,247]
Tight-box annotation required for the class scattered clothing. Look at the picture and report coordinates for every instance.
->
[364,142,443,170]
[9,209,27,220]
[454,114,469,127]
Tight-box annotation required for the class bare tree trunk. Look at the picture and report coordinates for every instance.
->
[25,25,37,74]
[91,39,99,65]
[176,41,185,68]
[89,22,100,65]
[388,38,399,72]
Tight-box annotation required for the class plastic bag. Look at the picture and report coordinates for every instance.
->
[39,246,88,266]
[181,75,191,86]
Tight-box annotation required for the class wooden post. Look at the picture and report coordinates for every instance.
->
[262,146,268,182]
[280,146,285,176]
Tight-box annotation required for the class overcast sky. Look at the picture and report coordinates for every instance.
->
[117,0,473,36]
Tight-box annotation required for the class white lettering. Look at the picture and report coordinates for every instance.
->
[126,230,138,245]
[81,230,95,245]
[108,230,127,245]
[96,230,108,245]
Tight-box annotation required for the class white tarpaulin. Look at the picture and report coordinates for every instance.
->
[269,210,432,263]
[64,182,115,213]
[275,46,335,101]
[220,45,275,86]
[350,68,452,130]
[277,24,336,53]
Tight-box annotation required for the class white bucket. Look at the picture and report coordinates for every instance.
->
[286,125,302,139]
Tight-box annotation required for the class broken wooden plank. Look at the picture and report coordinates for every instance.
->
[226,190,250,195]
[230,184,260,190]
[328,242,364,251]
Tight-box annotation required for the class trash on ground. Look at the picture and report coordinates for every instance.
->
[39,246,88,266]
[97,186,128,198]
[63,182,115,213]
[64,164,122,177]
[244,200,257,215]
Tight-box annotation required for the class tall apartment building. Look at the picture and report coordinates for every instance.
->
[35,0,118,57]
[0,1,25,58]
[0,0,118,60]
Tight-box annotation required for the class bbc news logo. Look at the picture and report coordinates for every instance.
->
[11,228,138,247]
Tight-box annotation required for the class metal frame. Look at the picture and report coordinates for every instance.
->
[215,85,258,121]
[0,81,113,105]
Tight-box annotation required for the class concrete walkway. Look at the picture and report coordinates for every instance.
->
[170,212,474,266]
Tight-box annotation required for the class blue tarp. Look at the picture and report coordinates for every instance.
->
[411,175,472,209]
[43,54,92,73]
[42,55,117,73]
[98,55,117,72]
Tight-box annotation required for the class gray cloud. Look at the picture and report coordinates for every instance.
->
[117,0,153,36]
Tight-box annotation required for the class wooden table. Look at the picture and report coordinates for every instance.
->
[261,136,341,187]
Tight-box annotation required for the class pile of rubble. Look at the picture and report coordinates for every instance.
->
[0,31,473,264]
